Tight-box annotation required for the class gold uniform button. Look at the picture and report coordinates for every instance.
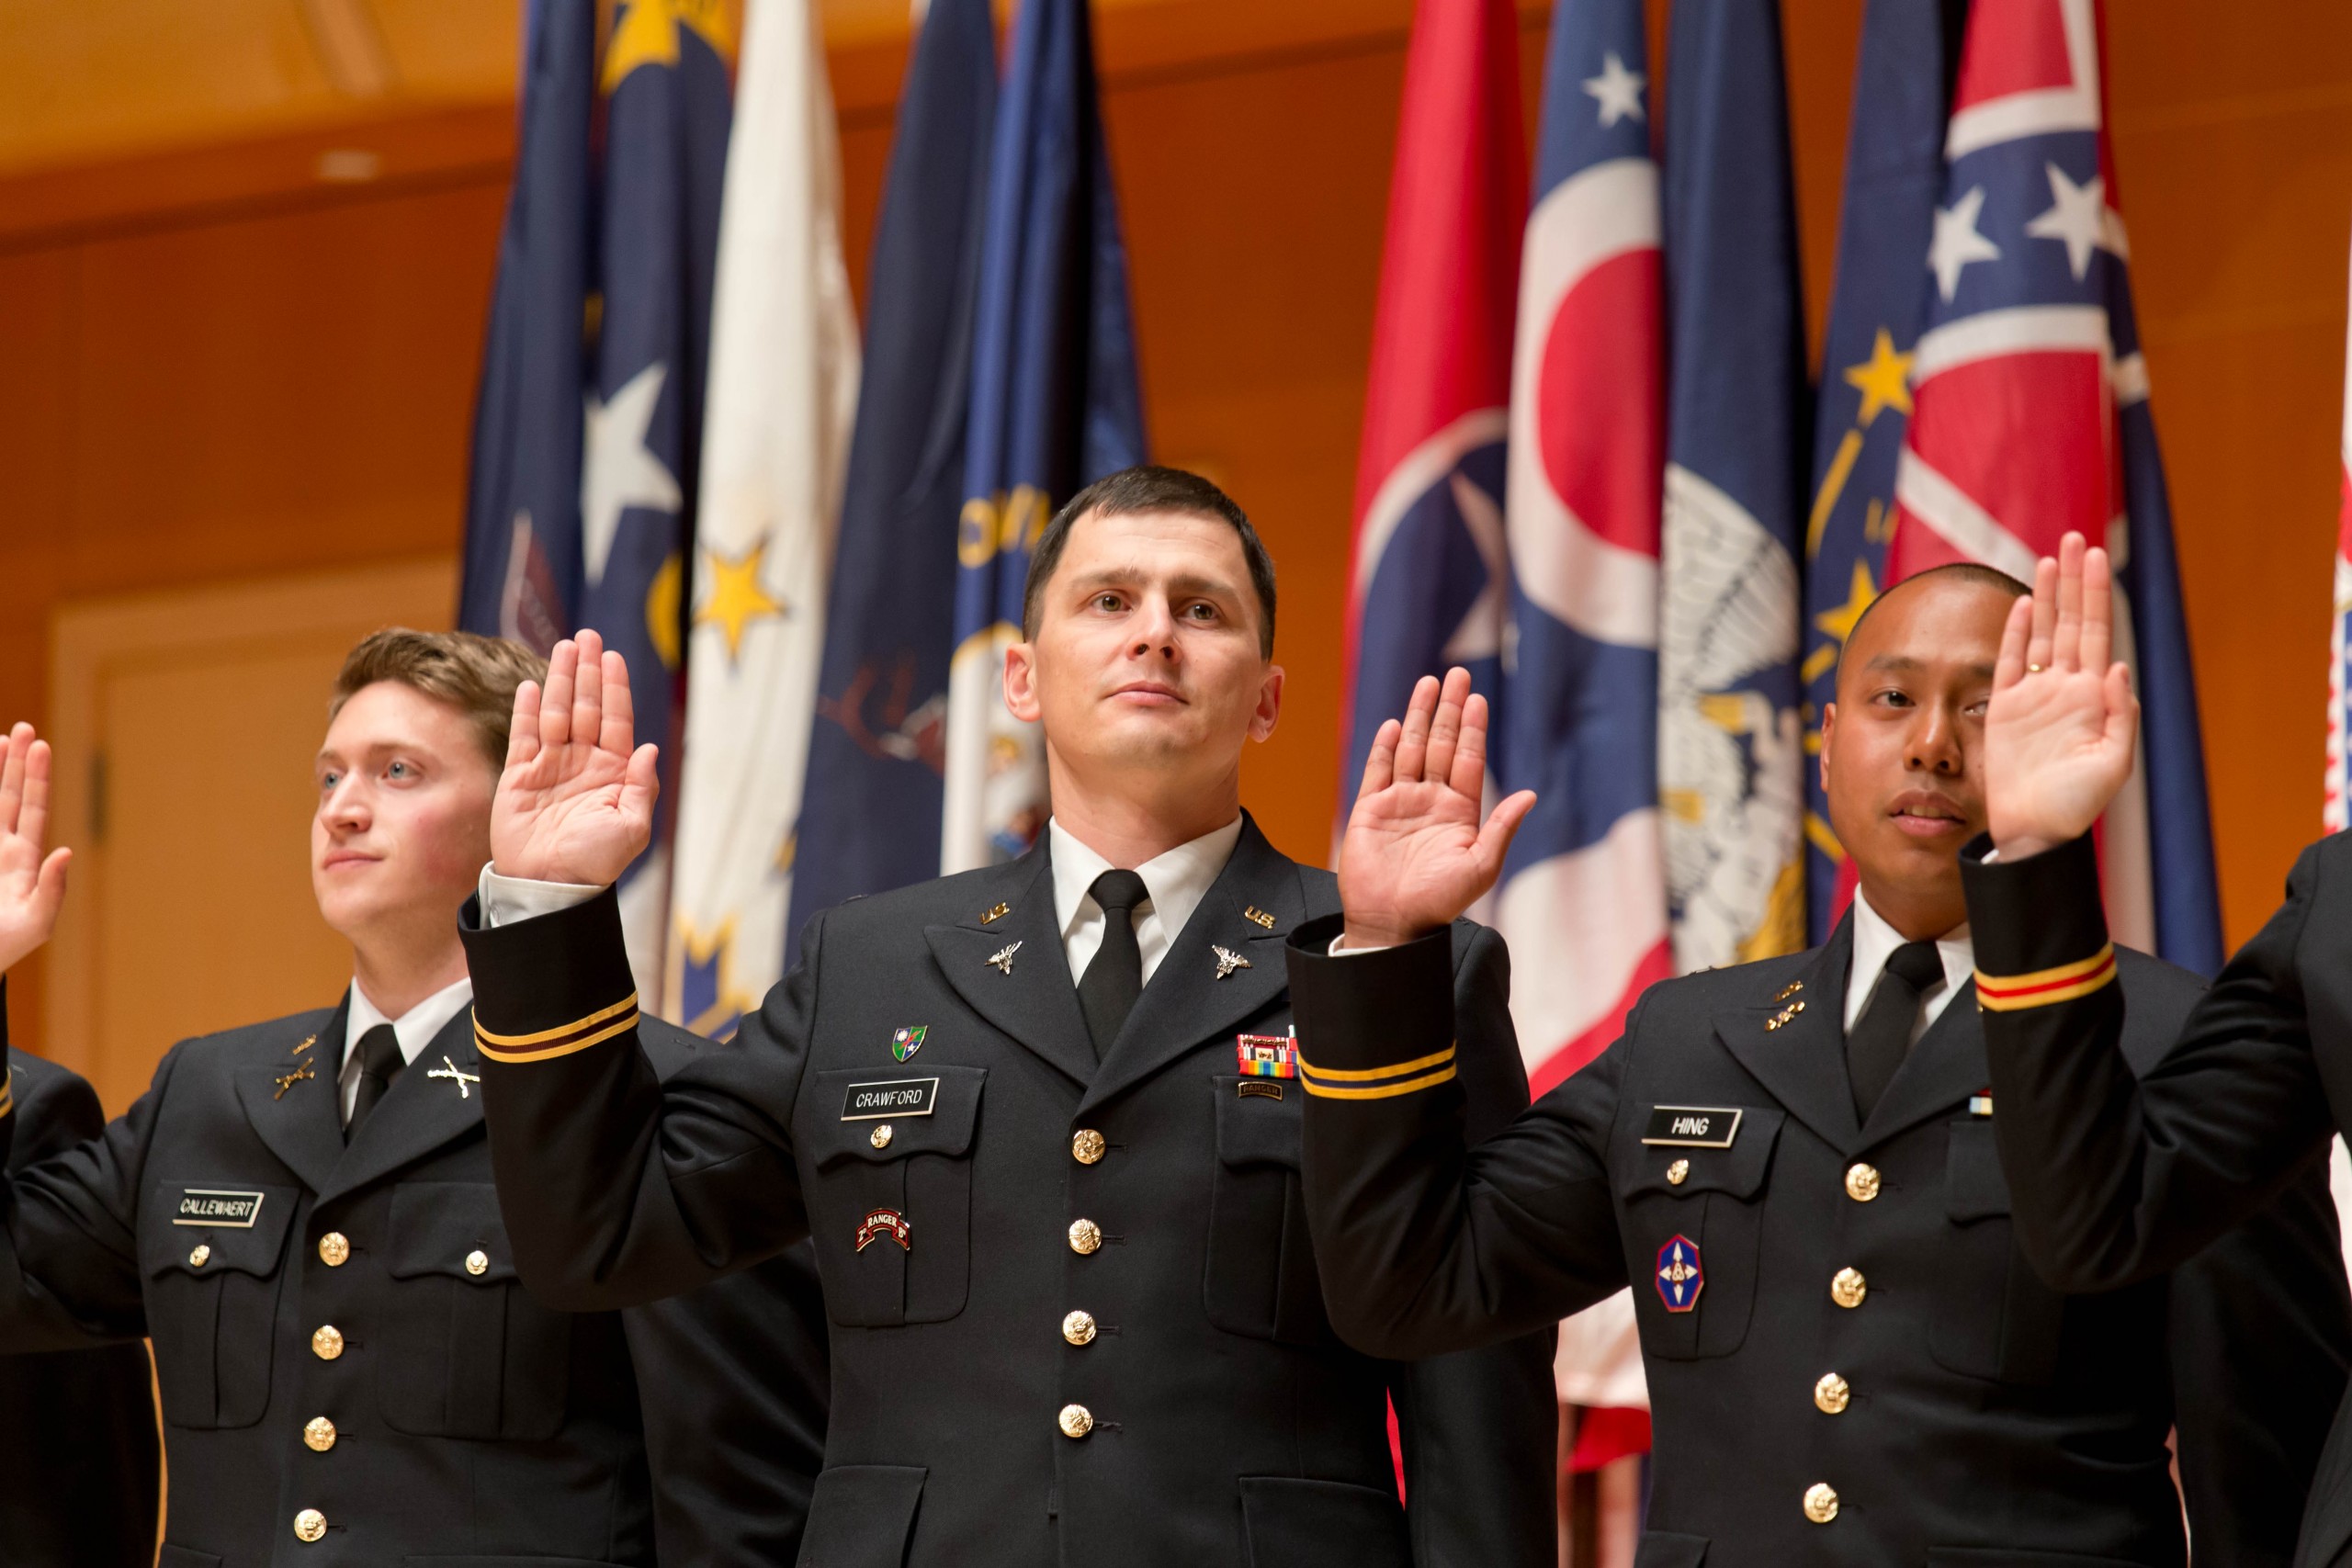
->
[294,1508,328,1543]
[303,1416,337,1452]
[1063,1310,1097,1346]
[1804,1483,1839,1524]
[311,1325,345,1361]
[1068,1218,1102,1256]
[187,1245,211,1269]
[1831,1268,1868,1309]
[1844,1163,1882,1201]
[318,1232,350,1267]
[465,1249,490,1277]
[1814,1372,1850,1415]
[870,1123,893,1149]
[1072,1129,1106,1165]
[1057,1403,1094,1438]
[1666,1158,1690,1186]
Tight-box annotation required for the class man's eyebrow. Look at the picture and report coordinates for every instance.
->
[1858,653,1998,680]
[1064,566,1241,599]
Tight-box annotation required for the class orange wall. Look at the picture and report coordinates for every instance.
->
[0,0,2346,1051]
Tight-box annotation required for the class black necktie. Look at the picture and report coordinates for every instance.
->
[348,1022,406,1138]
[1846,940,1945,1119]
[1078,870,1150,1059]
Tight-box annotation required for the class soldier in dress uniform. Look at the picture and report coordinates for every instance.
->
[1283,565,2350,1566]
[0,636,829,1567]
[1948,533,2352,1567]
[0,1036,160,1568]
[453,466,1557,1567]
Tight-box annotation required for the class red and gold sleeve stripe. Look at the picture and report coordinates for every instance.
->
[476,993,640,1064]
[1974,944,2117,1012]
[1300,1043,1457,1100]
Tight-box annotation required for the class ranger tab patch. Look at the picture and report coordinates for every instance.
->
[1236,1035,1299,1078]
[1640,1106,1743,1148]
[1656,1235,1703,1314]
[890,1025,927,1063]
[175,1188,266,1229]
[842,1077,939,1120]
[855,1208,911,1253]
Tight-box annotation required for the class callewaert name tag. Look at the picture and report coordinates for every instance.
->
[1640,1106,1743,1148]
[842,1077,940,1121]
[174,1188,266,1228]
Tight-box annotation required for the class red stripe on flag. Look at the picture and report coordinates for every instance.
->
[1566,1404,1654,1474]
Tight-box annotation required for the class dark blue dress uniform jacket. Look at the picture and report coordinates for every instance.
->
[1962,830,2352,1567]
[1284,905,2351,1568]
[0,1043,161,1568]
[0,993,830,1568]
[456,815,1559,1568]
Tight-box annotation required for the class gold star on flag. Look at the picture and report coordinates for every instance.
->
[695,539,786,663]
[604,0,738,92]
[1814,559,1878,649]
[1843,329,1914,428]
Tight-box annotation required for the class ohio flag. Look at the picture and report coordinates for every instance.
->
[1885,0,2221,974]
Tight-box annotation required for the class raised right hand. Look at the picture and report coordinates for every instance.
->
[1984,532,2139,860]
[0,723,70,974]
[491,629,661,886]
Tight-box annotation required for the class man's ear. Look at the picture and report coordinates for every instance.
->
[1817,700,1838,795]
[1249,663,1283,743]
[1003,640,1043,724]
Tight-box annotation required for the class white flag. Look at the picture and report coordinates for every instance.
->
[665,0,861,1032]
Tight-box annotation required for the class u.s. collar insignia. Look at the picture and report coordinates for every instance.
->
[1765,999,1806,1032]
[891,1025,927,1062]
[979,902,1011,925]
[1656,1234,1703,1314]
[426,1055,481,1100]
[855,1208,911,1253]
[1772,981,1804,1003]
[290,1033,317,1057]
[1242,906,1276,931]
[987,942,1022,976]
[1212,945,1251,980]
[273,1060,316,1100]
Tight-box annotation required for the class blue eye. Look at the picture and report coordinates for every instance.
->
[387,761,413,780]
[321,772,341,790]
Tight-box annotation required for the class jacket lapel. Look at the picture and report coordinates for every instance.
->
[1856,976,1988,1146]
[1080,816,1298,1117]
[1712,921,1861,1156]
[924,849,1098,1089]
[320,1009,486,1203]
[232,1000,347,1195]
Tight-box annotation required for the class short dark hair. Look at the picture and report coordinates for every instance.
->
[331,628,548,768]
[1021,465,1278,656]
[1837,561,2030,687]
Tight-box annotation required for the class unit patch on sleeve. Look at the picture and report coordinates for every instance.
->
[1640,1106,1744,1147]
[174,1188,266,1229]
[1236,1035,1299,1078]
[1656,1235,1704,1313]
[841,1077,940,1120]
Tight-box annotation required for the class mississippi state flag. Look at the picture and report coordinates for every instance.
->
[1338,0,1523,849]
[1888,0,2221,974]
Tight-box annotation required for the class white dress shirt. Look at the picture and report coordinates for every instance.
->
[1049,816,1244,987]
[1844,888,1973,1044]
[341,976,475,1124]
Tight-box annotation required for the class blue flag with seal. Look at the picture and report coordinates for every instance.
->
[458,0,594,654]
[787,0,998,961]
[1657,0,1807,973]
[580,0,735,1000]
[940,0,1147,874]
[1799,0,1963,940]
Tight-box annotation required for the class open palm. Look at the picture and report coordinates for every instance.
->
[1338,669,1536,948]
[1984,534,2139,857]
[492,629,662,886]
[0,724,70,975]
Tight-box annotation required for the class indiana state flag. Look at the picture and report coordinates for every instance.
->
[582,0,735,1002]
[1800,0,1962,939]
[940,0,1147,873]
[1657,0,1807,973]
[788,0,997,961]
[458,0,594,653]
[666,0,861,1038]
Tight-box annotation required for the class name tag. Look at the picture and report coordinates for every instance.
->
[1640,1106,1744,1148]
[841,1077,939,1121]
[174,1188,266,1228]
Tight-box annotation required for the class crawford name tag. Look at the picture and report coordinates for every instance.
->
[1640,1106,1743,1148]
[841,1077,940,1121]
[174,1188,266,1228]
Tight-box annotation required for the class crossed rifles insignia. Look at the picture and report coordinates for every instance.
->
[427,1055,482,1100]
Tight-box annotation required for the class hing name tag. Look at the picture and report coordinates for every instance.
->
[1639,1107,1744,1148]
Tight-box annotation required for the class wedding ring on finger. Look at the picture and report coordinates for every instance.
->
[2027,663,2047,673]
